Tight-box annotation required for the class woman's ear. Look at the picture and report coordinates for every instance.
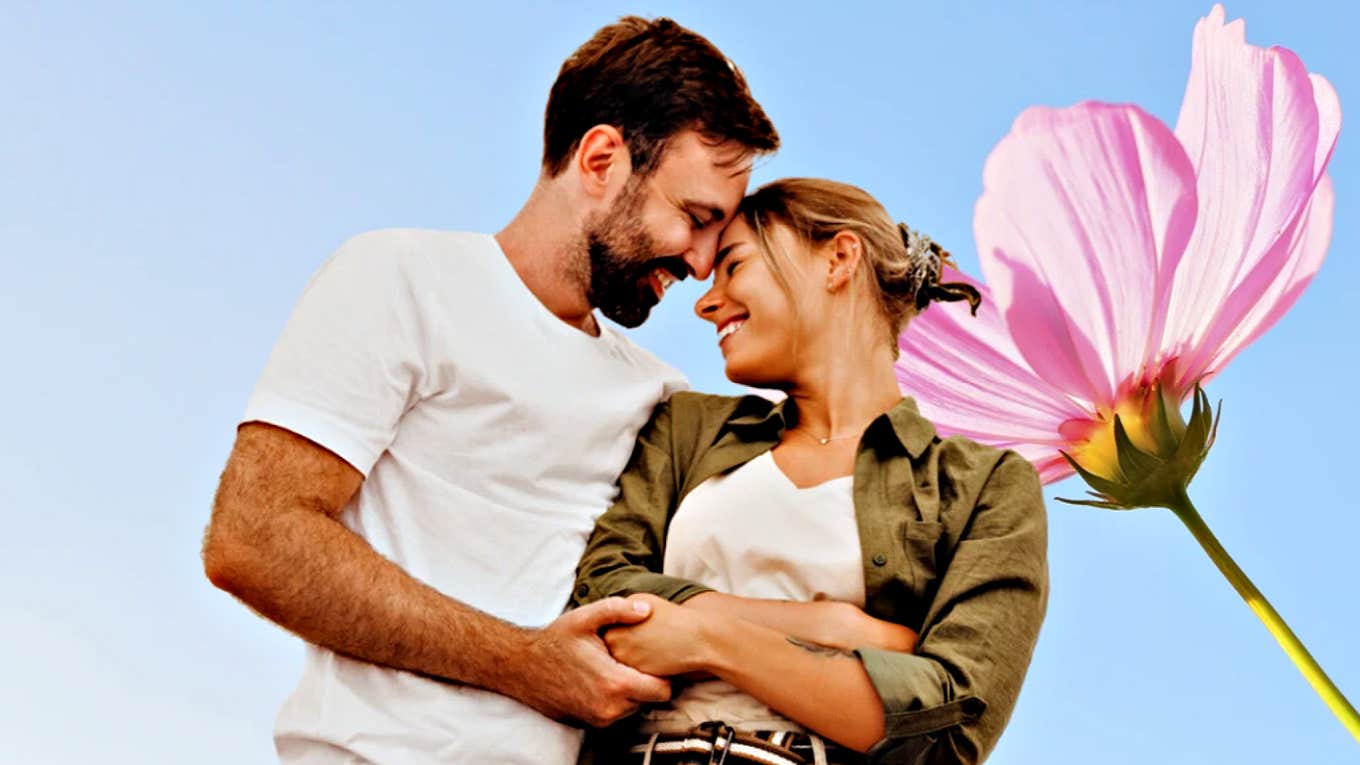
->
[824,230,864,292]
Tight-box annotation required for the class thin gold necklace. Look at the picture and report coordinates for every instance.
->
[788,428,862,446]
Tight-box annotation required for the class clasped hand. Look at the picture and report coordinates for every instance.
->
[602,594,714,677]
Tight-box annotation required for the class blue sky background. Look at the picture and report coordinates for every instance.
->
[3,1,1356,762]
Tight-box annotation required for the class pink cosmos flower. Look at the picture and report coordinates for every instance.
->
[898,4,1338,486]
[895,5,1357,739]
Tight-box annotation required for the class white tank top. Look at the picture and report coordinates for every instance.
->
[641,450,864,732]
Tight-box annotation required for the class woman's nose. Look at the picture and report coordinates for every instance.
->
[694,286,723,320]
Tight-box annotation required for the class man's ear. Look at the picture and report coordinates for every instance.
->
[573,125,632,200]
[826,230,864,292]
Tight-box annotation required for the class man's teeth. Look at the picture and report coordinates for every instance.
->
[655,269,678,290]
[718,320,745,342]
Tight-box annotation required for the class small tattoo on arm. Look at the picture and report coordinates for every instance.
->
[785,636,854,658]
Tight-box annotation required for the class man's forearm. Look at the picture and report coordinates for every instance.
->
[206,422,668,727]
[206,503,530,692]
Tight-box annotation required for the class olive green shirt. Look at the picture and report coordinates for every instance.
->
[572,391,1048,764]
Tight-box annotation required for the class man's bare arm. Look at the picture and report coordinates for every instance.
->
[202,421,669,726]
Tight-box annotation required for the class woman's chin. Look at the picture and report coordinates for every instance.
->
[723,359,788,391]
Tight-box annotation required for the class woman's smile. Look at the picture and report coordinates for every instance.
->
[716,316,747,348]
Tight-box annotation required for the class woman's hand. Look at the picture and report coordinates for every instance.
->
[602,594,716,677]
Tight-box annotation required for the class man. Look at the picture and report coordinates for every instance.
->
[202,16,778,764]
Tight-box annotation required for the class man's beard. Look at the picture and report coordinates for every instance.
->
[582,185,687,329]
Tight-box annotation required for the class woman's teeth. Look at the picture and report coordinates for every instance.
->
[718,320,745,343]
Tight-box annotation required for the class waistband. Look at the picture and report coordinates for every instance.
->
[630,722,865,765]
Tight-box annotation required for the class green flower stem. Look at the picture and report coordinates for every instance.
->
[1169,488,1360,743]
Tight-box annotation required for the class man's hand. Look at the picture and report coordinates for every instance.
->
[602,594,715,678]
[511,597,673,728]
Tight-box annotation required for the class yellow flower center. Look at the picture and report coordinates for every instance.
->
[1064,384,1188,482]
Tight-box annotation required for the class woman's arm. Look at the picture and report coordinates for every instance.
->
[606,450,1049,764]
[572,396,913,655]
[604,593,888,752]
[683,591,916,653]
[851,450,1048,764]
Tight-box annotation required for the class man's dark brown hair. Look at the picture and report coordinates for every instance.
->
[542,16,779,178]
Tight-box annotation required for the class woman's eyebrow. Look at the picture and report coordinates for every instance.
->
[714,241,744,269]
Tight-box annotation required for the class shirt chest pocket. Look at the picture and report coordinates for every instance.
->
[902,519,945,605]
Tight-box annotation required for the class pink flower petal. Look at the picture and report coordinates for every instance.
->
[897,267,1089,483]
[1031,453,1078,485]
[1189,174,1334,385]
[1309,73,1343,178]
[974,103,1199,408]
[1162,5,1336,385]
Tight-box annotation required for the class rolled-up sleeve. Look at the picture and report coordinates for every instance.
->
[857,450,1049,764]
[572,399,716,607]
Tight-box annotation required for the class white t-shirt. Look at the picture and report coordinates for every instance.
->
[642,450,864,732]
[242,229,687,765]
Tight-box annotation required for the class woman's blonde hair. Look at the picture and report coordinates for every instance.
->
[738,177,981,351]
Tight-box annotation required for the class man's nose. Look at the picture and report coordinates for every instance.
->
[682,232,720,281]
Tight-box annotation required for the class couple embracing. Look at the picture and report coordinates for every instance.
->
[204,16,1047,765]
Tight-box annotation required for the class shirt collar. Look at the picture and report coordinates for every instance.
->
[883,396,937,458]
[727,394,937,458]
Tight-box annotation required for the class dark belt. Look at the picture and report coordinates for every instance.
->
[629,721,866,765]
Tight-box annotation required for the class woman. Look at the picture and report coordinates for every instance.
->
[573,178,1047,765]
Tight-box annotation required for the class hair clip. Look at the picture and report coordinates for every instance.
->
[903,226,934,264]
[897,223,937,272]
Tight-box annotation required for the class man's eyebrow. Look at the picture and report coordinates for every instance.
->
[686,201,726,223]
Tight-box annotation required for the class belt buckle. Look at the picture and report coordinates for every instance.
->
[697,721,736,765]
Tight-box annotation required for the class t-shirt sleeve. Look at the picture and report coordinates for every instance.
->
[243,232,432,476]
